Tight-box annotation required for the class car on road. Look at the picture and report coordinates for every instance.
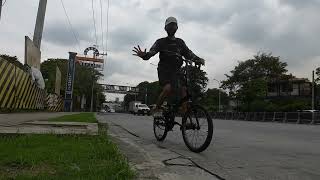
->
[129,101,150,115]
[135,104,151,115]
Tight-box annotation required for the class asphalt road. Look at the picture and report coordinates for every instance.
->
[98,113,320,180]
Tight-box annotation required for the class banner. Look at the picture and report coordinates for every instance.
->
[25,36,41,69]
[64,52,77,112]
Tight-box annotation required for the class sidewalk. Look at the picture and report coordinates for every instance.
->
[0,112,98,135]
[0,112,77,126]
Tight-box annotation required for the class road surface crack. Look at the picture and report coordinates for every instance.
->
[158,145,226,180]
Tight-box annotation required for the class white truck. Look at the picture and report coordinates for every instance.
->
[128,101,150,115]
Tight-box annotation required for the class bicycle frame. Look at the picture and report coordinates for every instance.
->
[163,57,202,129]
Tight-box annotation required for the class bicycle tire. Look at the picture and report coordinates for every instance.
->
[181,104,213,153]
[153,116,168,141]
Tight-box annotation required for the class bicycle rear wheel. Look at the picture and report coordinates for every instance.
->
[181,105,213,153]
[153,116,168,141]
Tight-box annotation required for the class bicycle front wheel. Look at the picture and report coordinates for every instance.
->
[153,116,168,141]
[181,105,213,153]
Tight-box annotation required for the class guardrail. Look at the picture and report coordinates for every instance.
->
[210,112,320,124]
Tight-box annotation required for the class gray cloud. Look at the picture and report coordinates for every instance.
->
[108,26,148,52]
[43,22,93,46]
[167,0,265,27]
[221,1,320,66]
[1,0,319,96]
[280,0,320,8]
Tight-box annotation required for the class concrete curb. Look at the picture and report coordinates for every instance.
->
[0,121,98,135]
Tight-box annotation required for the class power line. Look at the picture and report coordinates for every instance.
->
[60,0,81,52]
[91,0,98,46]
[105,0,110,53]
[2,0,6,6]
[99,0,104,51]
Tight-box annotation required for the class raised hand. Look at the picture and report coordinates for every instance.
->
[132,45,147,58]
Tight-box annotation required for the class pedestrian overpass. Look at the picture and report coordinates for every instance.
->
[100,84,139,95]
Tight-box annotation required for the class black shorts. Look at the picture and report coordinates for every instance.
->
[157,67,185,88]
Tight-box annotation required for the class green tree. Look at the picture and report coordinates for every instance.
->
[222,53,288,111]
[123,81,161,107]
[200,88,229,111]
[0,54,24,70]
[40,58,105,111]
[316,67,320,83]
[183,65,208,100]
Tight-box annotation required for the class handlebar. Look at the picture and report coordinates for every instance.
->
[162,50,204,69]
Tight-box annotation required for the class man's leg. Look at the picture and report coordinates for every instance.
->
[156,83,172,109]
[180,86,188,114]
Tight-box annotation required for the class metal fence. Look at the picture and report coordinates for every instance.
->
[210,112,320,124]
[0,58,63,112]
[0,58,46,110]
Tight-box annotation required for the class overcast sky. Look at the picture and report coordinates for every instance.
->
[0,0,319,100]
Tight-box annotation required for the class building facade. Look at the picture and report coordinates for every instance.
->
[267,78,312,98]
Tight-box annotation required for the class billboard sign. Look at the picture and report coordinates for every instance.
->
[76,56,104,71]
[25,36,41,69]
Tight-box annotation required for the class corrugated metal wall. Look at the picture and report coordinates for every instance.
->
[0,58,46,110]
[46,94,63,112]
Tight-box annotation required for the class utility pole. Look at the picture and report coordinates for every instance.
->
[90,63,95,112]
[213,79,221,112]
[145,87,148,104]
[0,0,3,21]
[312,70,315,110]
[33,0,47,48]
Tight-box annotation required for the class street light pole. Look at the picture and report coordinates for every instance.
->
[312,70,315,110]
[213,79,221,112]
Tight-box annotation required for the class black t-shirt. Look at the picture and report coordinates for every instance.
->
[142,37,200,70]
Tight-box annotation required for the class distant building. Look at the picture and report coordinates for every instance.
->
[267,78,312,98]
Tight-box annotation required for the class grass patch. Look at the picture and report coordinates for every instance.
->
[0,129,135,180]
[47,113,97,123]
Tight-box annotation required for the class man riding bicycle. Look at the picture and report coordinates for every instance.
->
[132,17,205,115]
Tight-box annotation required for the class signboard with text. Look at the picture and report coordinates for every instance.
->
[76,56,104,71]
[101,84,139,95]
[64,52,77,112]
